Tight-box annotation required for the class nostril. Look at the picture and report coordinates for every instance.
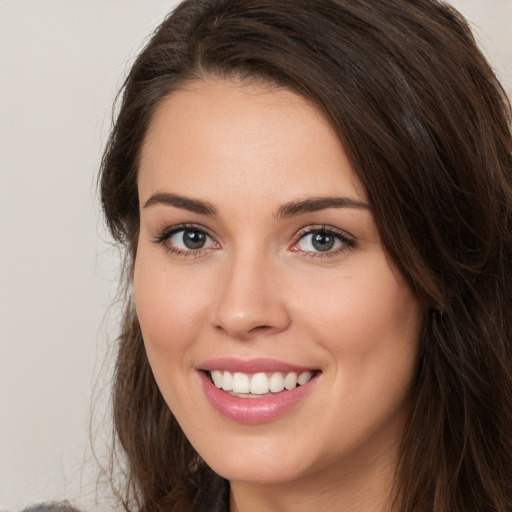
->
[249,325,272,332]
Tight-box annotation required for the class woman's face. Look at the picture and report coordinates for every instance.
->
[134,79,423,491]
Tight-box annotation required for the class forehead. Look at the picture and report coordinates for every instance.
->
[138,79,366,206]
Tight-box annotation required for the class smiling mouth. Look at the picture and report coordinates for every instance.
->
[206,370,318,398]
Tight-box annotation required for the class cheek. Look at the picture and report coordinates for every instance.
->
[299,264,421,449]
[133,248,210,356]
[132,248,214,418]
[306,275,418,335]
[296,255,422,383]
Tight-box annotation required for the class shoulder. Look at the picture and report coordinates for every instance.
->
[21,503,81,512]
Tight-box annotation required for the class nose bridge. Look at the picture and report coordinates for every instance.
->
[212,246,290,339]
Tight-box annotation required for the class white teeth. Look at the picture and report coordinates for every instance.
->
[269,372,285,393]
[284,372,298,390]
[250,373,270,395]
[298,371,313,385]
[222,371,233,391]
[211,370,223,388]
[209,370,314,394]
[232,372,250,393]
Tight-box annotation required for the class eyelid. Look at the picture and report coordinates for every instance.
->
[290,224,356,255]
[151,222,355,258]
[152,223,220,256]
[152,223,213,242]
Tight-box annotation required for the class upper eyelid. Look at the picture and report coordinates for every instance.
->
[292,225,357,255]
[152,223,355,249]
[154,223,216,241]
[152,224,218,257]
[295,224,355,241]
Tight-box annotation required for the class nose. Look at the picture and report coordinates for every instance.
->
[211,253,291,341]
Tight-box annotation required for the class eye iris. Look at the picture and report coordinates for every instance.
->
[182,230,206,249]
[312,232,335,252]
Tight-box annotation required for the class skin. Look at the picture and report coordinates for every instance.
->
[134,79,423,512]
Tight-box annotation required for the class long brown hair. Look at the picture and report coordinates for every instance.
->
[99,1,512,510]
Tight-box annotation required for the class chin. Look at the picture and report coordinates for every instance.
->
[208,457,308,486]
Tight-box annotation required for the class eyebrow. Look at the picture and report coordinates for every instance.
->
[143,192,217,215]
[276,196,372,219]
[143,192,371,218]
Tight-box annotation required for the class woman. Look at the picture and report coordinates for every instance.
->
[97,0,512,511]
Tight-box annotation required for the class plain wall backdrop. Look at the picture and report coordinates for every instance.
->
[0,1,510,510]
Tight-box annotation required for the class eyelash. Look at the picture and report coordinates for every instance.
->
[152,223,355,259]
[292,225,356,259]
[152,224,218,258]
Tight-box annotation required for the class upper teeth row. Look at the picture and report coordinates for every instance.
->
[210,370,313,394]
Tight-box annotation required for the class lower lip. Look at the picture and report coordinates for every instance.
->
[199,371,318,424]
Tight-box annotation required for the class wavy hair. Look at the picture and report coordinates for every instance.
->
[99,1,512,510]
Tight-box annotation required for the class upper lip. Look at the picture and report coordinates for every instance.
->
[197,357,318,374]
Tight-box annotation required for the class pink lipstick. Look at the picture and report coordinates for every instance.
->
[197,358,320,424]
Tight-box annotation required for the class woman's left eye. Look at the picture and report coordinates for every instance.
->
[291,227,354,255]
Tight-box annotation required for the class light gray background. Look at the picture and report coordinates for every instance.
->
[0,1,510,510]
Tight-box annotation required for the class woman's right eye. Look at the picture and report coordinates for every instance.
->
[153,226,219,256]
